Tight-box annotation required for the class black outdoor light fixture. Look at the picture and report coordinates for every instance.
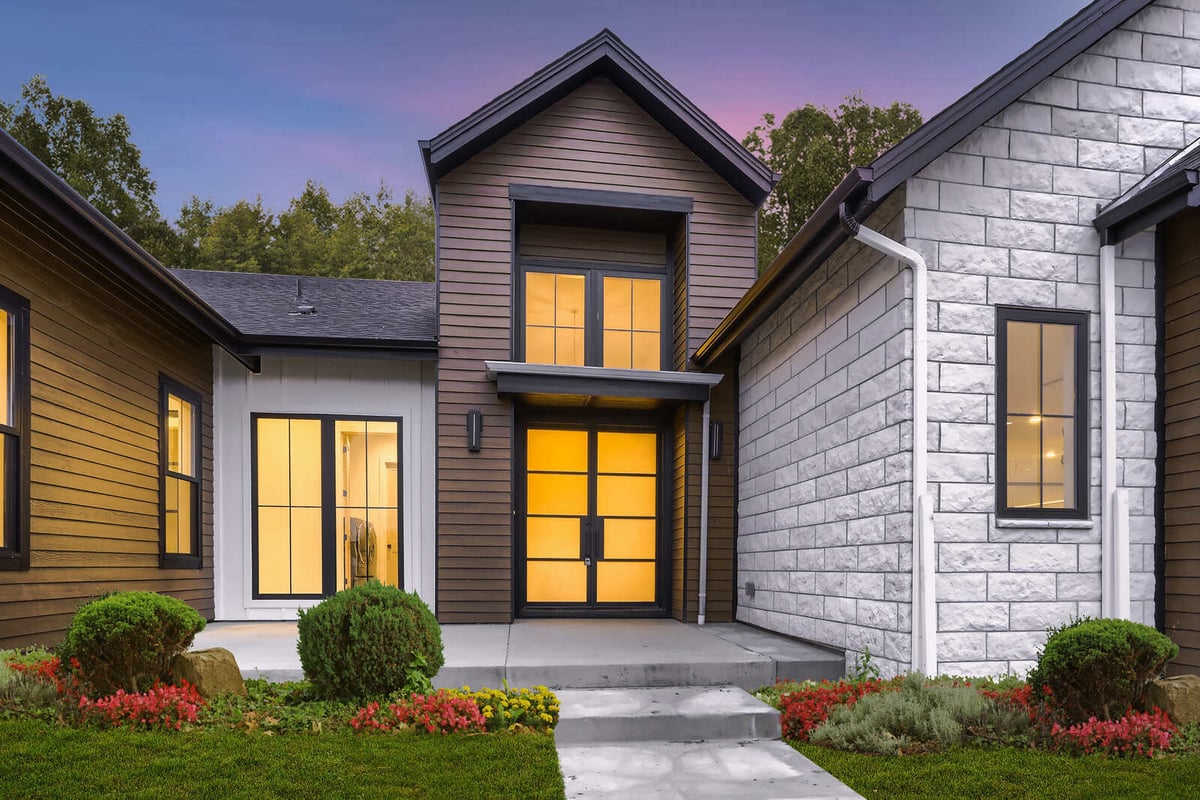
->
[709,421,722,460]
[466,409,483,452]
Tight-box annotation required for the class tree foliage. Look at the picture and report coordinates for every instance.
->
[1,75,434,282]
[744,93,923,270]
[173,182,435,282]
[0,75,177,257]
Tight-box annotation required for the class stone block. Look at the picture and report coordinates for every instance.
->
[989,572,1057,602]
[939,183,1010,216]
[1146,675,1200,725]
[1119,57,1183,91]
[1144,33,1200,69]
[1053,165,1121,198]
[988,102,1052,133]
[988,276,1056,306]
[951,126,1011,157]
[1125,5,1184,35]
[914,210,986,244]
[1021,77,1078,109]
[1010,190,1078,223]
[1010,543,1077,572]
[1078,82,1143,116]
[939,602,1010,632]
[1009,131,1078,166]
[1056,224,1101,256]
[918,152,984,184]
[1009,601,1078,630]
[1119,115,1185,147]
[940,542,1008,572]
[984,158,1053,191]
[1057,53,1116,84]
[1077,139,1145,171]
[986,631,1045,661]
[1010,249,1076,281]
[987,218,1055,250]
[1144,90,1200,121]
[172,648,247,699]
[1051,108,1118,141]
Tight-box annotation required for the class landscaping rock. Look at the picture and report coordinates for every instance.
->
[172,647,247,698]
[1146,675,1200,725]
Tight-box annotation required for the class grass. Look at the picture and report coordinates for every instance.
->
[797,743,1200,800]
[0,720,566,800]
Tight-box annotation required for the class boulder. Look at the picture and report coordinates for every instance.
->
[172,647,247,698]
[1146,674,1200,725]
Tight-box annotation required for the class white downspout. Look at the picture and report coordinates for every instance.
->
[698,398,711,625]
[1100,244,1131,620]
[840,205,936,675]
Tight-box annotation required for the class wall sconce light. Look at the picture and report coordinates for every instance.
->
[466,409,482,452]
[709,421,722,460]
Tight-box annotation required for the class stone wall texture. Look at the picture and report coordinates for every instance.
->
[737,0,1194,675]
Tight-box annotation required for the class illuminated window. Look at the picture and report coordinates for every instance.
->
[253,415,401,599]
[0,287,29,572]
[522,268,664,370]
[161,378,201,567]
[996,307,1088,518]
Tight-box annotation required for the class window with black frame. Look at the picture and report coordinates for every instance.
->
[0,286,29,571]
[996,307,1089,519]
[161,378,201,567]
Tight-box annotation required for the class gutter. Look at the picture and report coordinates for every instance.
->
[1100,244,1131,619]
[838,204,937,676]
[698,398,711,625]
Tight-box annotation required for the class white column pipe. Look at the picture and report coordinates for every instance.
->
[698,398,711,625]
[1100,244,1131,620]
[840,206,935,675]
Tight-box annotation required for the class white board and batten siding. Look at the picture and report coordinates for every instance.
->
[212,350,437,619]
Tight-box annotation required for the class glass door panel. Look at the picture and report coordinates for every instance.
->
[525,428,588,603]
[594,431,657,604]
[255,417,322,596]
[335,419,399,590]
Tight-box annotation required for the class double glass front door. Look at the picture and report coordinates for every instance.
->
[522,424,661,610]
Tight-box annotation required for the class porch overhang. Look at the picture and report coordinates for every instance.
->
[484,360,721,408]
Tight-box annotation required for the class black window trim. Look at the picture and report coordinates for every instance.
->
[0,284,30,571]
[159,375,203,569]
[995,305,1090,521]
[250,413,405,601]
[516,258,672,371]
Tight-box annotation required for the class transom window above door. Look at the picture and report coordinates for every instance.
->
[521,266,666,371]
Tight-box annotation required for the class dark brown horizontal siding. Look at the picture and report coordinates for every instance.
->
[436,76,756,622]
[0,185,214,648]
[1162,210,1200,675]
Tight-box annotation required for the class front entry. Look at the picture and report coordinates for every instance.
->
[519,421,666,614]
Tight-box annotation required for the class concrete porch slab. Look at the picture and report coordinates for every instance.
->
[191,618,845,689]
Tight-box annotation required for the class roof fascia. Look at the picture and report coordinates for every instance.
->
[1094,169,1199,245]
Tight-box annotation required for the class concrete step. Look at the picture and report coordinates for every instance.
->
[556,739,864,800]
[554,686,781,745]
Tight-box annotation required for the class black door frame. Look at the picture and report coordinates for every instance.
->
[514,407,672,618]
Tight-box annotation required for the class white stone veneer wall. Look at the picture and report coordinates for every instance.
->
[737,192,914,677]
[903,1,1186,675]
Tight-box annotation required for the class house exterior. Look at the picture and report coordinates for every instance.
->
[6,0,1200,680]
[421,31,773,623]
[696,0,1200,677]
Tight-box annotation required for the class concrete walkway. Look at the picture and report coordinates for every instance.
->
[191,618,845,689]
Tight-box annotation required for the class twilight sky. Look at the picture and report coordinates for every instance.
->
[2,0,1088,218]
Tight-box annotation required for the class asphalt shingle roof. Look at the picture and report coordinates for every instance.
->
[171,269,436,346]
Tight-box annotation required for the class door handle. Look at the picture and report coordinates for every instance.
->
[580,518,589,562]
[594,517,604,560]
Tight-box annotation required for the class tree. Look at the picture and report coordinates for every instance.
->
[744,93,923,270]
[178,181,435,282]
[0,75,178,261]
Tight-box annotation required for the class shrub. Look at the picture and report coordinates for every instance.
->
[1027,617,1178,723]
[457,686,560,733]
[59,592,205,696]
[1050,708,1175,757]
[297,582,443,700]
[78,681,205,731]
[351,690,486,735]
[777,678,892,741]
[809,675,1023,755]
[0,651,58,715]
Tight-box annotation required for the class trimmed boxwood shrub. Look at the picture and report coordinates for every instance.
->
[59,592,205,696]
[1028,617,1178,723]
[297,582,443,701]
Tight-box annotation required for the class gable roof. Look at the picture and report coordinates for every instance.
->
[1095,136,1200,244]
[694,0,1152,366]
[172,269,437,356]
[0,128,248,364]
[419,29,777,206]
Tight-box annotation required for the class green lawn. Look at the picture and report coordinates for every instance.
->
[0,720,565,800]
[797,743,1200,800]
